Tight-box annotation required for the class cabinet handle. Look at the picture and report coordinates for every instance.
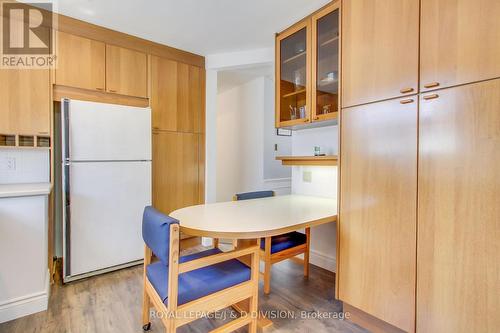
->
[424,82,440,89]
[400,98,414,104]
[109,89,117,93]
[314,116,320,120]
[96,87,104,91]
[400,87,414,94]
[304,119,309,123]
[423,94,439,100]
[38,132,49,135]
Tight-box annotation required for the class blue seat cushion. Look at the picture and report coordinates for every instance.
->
[146,248,251,305]
[261,231,307,254]
[235,190,274,201]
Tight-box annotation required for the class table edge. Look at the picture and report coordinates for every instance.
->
[179,215,337,239]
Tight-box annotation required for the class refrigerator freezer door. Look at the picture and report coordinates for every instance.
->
[67,161,151,277]
[66,100,151,161]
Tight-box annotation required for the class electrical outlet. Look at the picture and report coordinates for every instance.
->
[303,170,312,183]
[2,157,16,171]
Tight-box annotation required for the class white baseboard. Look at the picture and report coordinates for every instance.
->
[0,270,50,324]
[309,249,336,273]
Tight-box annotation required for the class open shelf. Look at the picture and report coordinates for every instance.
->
[0,134,16,147]
[320,35,339,47]
[282,51,306,64]
[0,134,51,149]
[276,155,338,166]
[282,89,306,98]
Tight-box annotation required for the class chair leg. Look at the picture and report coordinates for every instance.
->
[142,289,151,330]
[249,241,259,333]
[213,238,219,249]
[143,246,152,331]
[263,237,272,295]
[304,227,311,278]
[232,239,238,249]
[165,320,176,333]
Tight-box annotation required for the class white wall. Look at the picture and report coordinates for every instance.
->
[216,76,291,202]
[263,77,292,180]
[291,125,338,272]
[0,149,50,184]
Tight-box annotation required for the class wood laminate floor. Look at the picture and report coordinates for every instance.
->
[0,250,369,333]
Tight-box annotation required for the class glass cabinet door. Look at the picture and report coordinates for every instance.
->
[312,4,340,122]
[276,21,310,127]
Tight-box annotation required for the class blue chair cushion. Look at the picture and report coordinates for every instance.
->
[142,206,179,265]
[146,248,251,305]
[235,190,274,201]
[261,231,307,254]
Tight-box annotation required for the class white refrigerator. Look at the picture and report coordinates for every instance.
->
[61,99,151,282]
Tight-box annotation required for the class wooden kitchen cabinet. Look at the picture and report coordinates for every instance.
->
[106,45,148,98]
[276,1,341,128]
[342,0,419,107]
[152,131,202,215]
[420,0,500,92]
[0,68,50,136]
[417,79,500,333]
[56,33,148,98]
[151,56,204,133]
[339,96,418,332]
[55,31,106,91]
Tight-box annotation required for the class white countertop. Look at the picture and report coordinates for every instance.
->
[171,194,337,239]
[0,183,52,198]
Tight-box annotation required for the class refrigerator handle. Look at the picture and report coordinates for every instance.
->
[62,99,70,162]
[61,98,72,278]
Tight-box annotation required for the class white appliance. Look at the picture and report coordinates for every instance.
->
[61,99,151,282]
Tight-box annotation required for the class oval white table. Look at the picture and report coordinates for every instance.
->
[170,194,337,239]
[171,194,337,329]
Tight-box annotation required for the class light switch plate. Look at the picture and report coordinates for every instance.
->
[0,157,16,171]
[303,170,312,183]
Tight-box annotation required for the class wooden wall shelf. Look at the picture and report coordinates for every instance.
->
[276,155,338,166]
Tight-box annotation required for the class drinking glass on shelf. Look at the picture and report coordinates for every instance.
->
[293,70,302,90]
[299,106,306,119]
[289,105,297,120]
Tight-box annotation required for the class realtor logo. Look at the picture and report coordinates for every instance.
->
[1,1,56,68]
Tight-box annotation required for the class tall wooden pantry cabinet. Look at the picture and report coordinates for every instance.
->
[338,0,500,332]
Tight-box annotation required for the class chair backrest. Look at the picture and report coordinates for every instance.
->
[235,190,275,201]
[142,206,179,265]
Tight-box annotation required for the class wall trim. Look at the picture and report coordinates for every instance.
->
[0,270,50,324]
[309,249,336,273]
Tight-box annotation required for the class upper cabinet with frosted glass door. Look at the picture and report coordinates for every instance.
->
[275,2,340,128]
[276,20,311,128]
[311,2,340,123]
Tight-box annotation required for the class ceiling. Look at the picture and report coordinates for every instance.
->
[46,0,331,56]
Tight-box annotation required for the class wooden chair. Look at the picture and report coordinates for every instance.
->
[230,191,311,295]
[141,206,260,333]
